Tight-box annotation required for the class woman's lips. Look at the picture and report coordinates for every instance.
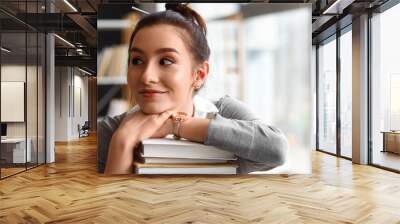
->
[139,90,168,98]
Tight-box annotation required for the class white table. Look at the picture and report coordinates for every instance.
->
[1,138,32,163]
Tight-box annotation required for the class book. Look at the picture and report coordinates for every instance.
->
[134,137,238,174]
[134,162,238,174]
[139,137,236,160]
[138,155,235,164]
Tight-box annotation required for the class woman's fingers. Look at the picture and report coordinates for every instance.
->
[149,110,173,126]
[133,110,174,140]
[160,110,174,119]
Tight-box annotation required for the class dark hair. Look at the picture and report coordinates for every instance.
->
[128,3,210,65]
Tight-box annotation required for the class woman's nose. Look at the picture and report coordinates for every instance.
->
[140,62,159,84]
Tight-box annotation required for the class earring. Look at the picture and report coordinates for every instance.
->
[194,79,201,89]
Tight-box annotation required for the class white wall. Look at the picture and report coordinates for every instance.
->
[1,64,46,164]
[71,72,89,138]
[1,65,38,137]
[55,67,89,141]
[1,65,26,129]
[55,67,69,141]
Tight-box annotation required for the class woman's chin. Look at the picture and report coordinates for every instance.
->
[139,103,169,114]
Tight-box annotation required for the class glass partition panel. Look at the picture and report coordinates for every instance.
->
[340,29,352,158]
[317,37,337,154]
[371,3,400,171]
[38,31,45,165]
[0,0,47,179]
[1,31,28,177]
[27,30,38,169]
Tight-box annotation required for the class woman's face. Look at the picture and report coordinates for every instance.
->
[128,24,201,114]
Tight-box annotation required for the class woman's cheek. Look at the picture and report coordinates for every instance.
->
[131,67,146,86]
[127,70,138,87]
[160,69,178,86]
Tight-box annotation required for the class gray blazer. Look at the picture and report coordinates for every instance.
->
[97,95,288,174]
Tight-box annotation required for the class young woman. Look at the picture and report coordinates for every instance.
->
[98,3,288,174]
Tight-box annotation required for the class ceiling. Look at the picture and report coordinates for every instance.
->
[0,0,393,74]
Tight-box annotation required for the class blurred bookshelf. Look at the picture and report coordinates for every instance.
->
[97,4,142,118]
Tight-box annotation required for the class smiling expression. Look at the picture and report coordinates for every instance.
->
[127,24,199,114]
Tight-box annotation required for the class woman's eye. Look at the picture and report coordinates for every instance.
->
[160,58,173,65]
[131,58,143,65]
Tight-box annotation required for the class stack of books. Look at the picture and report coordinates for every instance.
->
[133,137,238,174]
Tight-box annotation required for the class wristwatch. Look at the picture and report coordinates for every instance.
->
[170,112,188,139]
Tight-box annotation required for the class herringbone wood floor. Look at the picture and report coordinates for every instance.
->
[1,134,400,223]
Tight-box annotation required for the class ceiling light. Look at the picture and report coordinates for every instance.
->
[322,0,354,15]
[78,67,93,76]
[1,47,11,53]
[131,6,149,15]
[63,0,78,12]
[54,34,75,48]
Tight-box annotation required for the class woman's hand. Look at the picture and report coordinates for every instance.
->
[117,109,174,145]
[151,117,173,138]
[104,109,174,174]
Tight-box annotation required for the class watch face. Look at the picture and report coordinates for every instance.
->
[171,112,187,139]
[173,112,188,121]
[176,112,187,116]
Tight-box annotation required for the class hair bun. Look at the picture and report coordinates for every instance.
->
[165,3,185,11]
[165,3,207,35]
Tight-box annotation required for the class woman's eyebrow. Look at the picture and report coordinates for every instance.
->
[155,48,179,54]
[130,47,144,53]
[129,47,179,54]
